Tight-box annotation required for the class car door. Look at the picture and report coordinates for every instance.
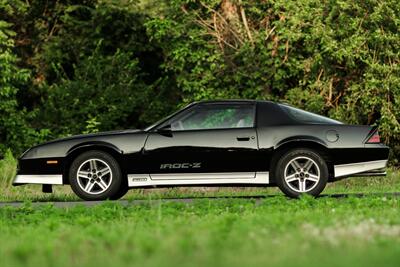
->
[143,102,259,180]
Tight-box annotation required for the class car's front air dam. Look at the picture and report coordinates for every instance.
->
[12,174,63,186]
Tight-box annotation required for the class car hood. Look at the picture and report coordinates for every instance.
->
[49,129,143,145]
[42,129,143,145]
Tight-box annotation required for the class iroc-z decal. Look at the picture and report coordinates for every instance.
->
[160,163,201,169]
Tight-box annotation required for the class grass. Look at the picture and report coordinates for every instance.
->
[1,154,400,267]
[0,196,400,267]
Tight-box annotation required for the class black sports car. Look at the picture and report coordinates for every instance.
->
[13,100,389,200]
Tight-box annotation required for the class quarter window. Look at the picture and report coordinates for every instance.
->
[279,104,342,124]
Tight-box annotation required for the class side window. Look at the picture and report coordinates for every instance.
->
[170,104,255,131]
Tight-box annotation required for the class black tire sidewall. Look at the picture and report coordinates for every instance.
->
[69,151,123,201]
[275,148,328,198]
[109,184,129,200]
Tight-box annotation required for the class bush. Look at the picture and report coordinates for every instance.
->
[0,149,17,187]
[39,48,149,136]
[0,0,399,164]
[1,0,179,148]
[0,16,49,155]
[146,0,400,163]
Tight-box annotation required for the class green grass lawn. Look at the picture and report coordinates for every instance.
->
[1,154,400,267]
[1,196,400,267]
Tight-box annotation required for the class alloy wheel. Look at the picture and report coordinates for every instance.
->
[76,158,113,195]
[283,156,320,193]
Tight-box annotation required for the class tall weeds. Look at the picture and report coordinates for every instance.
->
[0,150,17,188]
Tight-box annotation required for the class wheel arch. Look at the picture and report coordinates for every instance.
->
[63,142,125,184]
[270,137,334,183]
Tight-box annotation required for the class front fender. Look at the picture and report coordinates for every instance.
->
[67,141,123,156]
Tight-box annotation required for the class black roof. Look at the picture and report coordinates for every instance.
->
[195,99,274,105]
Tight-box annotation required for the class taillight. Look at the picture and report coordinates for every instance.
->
[366,131,381,143]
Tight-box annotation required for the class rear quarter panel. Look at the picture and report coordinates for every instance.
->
[257,124,389,165]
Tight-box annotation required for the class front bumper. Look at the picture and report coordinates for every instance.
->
[13,174,63,186]
[13,156,65,186]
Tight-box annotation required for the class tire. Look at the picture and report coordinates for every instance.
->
[110,184,129,200]
[275,148,328,198]
[69,150,124,201]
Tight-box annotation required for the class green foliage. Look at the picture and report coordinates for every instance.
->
[40,1,153,82]
[1,0,178,149]
[0,0,399,162]
[146,0,400,162]
[0,14,48,155]
[40,48,146,135]
[83,116,101,134]
[35,1,179,137]
[0,149,16,187]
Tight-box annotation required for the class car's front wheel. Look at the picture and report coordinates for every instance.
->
[69,150,125,201]
[275,148,328,198]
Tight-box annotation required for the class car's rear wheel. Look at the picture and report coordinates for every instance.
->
[275,148,328,198]
[69,150,125,201]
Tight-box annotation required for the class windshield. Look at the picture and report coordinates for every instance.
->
[279,104,342,125]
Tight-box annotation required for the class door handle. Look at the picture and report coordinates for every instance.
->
[237,136,250,141]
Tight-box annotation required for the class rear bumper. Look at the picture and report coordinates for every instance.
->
[13,174,63,186]
[334,160,388,178]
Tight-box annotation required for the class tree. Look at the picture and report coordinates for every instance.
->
[0,15,46,154]
[146,0,400,163]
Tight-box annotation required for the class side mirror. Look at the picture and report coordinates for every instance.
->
[156,124,173,137]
